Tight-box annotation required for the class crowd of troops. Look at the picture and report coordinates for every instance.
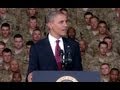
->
[0,8,120,82]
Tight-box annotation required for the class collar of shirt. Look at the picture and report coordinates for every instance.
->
[48,34,64,56]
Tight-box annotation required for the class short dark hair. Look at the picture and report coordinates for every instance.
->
[98,41,108,48]
[110,68,119,74]
[2,48,12,54]
[97,20,108,29]
[29,16,37,21]
[84,12,93,18]
[1,23,10,29]
[14,34,23,40]
[0,41,6,46]
[26,40,34,46]
[103,36,112,41]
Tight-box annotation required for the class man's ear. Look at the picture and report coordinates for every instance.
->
[46,22,52,30]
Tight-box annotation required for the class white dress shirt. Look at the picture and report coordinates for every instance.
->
[48,34,64,56]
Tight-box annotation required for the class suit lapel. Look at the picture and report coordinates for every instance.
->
[44,37,58,69]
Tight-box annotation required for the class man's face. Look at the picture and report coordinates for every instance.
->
[99,44,108,56]
[67,29,76,39]
[28,19,37,29]
[85,14,92,25]
[79,41,86,52]
[98,23,107,35]
[1,27,10,38]
[27,8,37,16]
[90,18,98,30]
[14,38,23,49]
[0,8,7,14]
[100,64,110,75]
[104,39,112,50]
[26,45,31,54]
[110,70,119,81]
[3,52,12,63]
[10,60,19,72]
[0,45,5,55]
[32,30,41,42]
[48,14,68,38]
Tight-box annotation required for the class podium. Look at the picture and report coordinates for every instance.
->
[32,71,100,82]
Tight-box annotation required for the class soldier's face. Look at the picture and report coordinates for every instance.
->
[48,14,68,39]
[26,45,31,54]
[0,45,5,55]
[104,39,112,50]
[1,27,10,38]
[100,65,110,75]
[3,52,12,63]
[67,29,76,39]
[98,23,107,35]
[79,41,86,52]
[29,19,37,29]
[10,61,19,72]
[99,44,108,55]
[110,70,119,81]
[28,8,37,16]
[90,18,98,29]
[14,38,24,49]
[85,14,92,25]
[32,31,41,43]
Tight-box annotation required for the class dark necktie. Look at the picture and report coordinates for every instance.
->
[55,40,62,70]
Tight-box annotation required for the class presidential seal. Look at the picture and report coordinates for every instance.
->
[56,76,78,82]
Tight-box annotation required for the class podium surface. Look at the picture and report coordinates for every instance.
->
[32,71,100,82]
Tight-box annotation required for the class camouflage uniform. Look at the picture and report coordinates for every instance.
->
[81,52,93,71]
[0,35,13,49]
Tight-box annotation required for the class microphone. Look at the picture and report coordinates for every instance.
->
[66,45,72,63]
[59,49,65,70]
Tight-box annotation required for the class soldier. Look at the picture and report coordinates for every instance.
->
[109,68,120,82]
[21,16,39,42]
[11,72,22,82]
[103,36,120,57]
[79,39,93,71]
[0,23,13,49]
[32,28,42,43]
[100,63,110,82]
[88,41,119,71]
[10,60,25,82]
[0,48,13,82]
[67,27,78,42]
[0,8,17,32]
[79,12,93,43]
[12,34,26,62]
[88,21,110,56]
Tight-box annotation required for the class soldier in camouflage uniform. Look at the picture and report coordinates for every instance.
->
[0,23,13,49]
[20,8,46,37]
[0,8,17,32]
[11,34,26,63]
[0,48,13,82]
[79,39,93,71]
[32,28,42,43]
[88,21,110,56]
[20,16,39,42]
[100,63,110,82]
[88,41,120,71]
[67,26,79,42]
[103,36,120,57]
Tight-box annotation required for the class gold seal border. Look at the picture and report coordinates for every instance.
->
[56,76,78,82]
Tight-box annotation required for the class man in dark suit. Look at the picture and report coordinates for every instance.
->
[27,10,83,82]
